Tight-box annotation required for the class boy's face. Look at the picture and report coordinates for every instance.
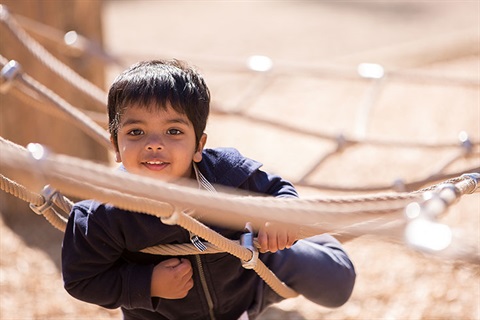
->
[112,103,207,182]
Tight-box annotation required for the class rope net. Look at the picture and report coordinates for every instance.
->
[0,4,479,298]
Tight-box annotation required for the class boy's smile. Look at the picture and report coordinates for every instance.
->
[113,103,206,182]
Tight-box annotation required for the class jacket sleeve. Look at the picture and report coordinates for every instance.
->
[239,168,299,199]
[61,202,155,310]
[199,148,297,199]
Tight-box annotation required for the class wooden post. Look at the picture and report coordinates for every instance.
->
[0,0,109,217]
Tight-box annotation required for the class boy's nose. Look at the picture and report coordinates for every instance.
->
[145,136,164,150]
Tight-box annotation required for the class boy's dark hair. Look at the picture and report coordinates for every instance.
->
[108,59,210,149]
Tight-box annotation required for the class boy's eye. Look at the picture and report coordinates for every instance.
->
[167,129,182,135]
[127,129,144,136]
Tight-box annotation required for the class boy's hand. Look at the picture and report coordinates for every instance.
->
[257,222,297,253]
[151,258,194,299]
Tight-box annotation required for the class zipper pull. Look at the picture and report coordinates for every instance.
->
[190,233,207,252]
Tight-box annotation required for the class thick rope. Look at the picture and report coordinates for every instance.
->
[141,242,226,256]
[34,206,68,232]
[0,173,43,206]
[0,137,417,242]
[1,136,477,237]
[1,137,479,294]
[1,147,478,264]
[0,138,425,231]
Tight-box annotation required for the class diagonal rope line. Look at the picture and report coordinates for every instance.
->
[0,5,107,110]
[0,55,112,149]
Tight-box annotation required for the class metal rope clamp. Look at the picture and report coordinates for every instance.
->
[240,223,259,269]
[461,173,480,193]
[29,185,58,216]
[0,60,22,94]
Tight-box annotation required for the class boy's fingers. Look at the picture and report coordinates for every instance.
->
[257,228,268,253]
[276,229,289,251]
[268,236,279,253]
[174,259,193,277]
[286,230,297,248]
[265,226,279,253]
[258,222,299,252]
[184,280,194,292]
[161,258,182,268]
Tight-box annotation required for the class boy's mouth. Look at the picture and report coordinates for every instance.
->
[142,160,169,171]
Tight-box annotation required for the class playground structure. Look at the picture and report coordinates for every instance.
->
[0,2,479,319]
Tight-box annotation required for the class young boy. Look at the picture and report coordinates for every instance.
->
[62,60,355,319]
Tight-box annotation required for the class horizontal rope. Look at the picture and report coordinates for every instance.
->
[0,137,423,231]
[0,136,478,281]
[1,136,477,239]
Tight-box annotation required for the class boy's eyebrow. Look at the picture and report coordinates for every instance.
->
[120,118,144,126]
[166,117,190,125]
[121,117,190,126]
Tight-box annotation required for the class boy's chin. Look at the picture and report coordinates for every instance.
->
[125,168,195,186]
[141,172,194,186]
[129,169,173,182]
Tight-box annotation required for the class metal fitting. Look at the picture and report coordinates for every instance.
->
[458,131,473,154]
[436,183,459,204]
[0,60,22,93]
[461,173,480,193]
[336,133,347,152]
[29,185,58,216]
[0,5,10,21]
[240,224,259,269]
[392,178,406,192]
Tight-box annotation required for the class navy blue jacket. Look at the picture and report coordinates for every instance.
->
[62,148,299,319]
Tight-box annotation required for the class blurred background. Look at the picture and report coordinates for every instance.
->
[0,1,479,319]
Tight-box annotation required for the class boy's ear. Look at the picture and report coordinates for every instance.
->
[193,133,207,163]
[110,135,122,163]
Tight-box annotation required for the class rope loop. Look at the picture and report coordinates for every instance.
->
[29,185,58,216]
